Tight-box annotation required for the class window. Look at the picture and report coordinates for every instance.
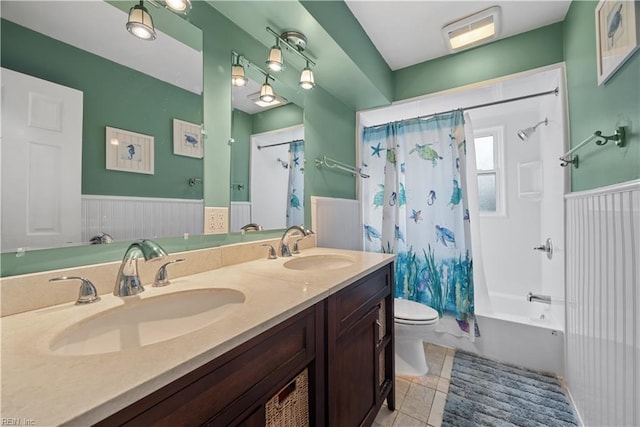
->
[474,127,504,215]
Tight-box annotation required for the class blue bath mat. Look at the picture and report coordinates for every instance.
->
[442,351,578,427]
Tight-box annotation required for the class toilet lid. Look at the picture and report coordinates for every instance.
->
[394,298,439,322]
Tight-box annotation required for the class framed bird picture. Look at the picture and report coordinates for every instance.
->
[173,119,203,158]
[105,126,154,174]
[595,0,640,85]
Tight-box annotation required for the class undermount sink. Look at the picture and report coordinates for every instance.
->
[50,289,245,356]
[283,254,354,271]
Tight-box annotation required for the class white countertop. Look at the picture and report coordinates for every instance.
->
[1,247,394,426]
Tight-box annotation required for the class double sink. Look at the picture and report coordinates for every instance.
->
[49,253,354,356]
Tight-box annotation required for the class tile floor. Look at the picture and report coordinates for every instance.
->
[374,343,455,427]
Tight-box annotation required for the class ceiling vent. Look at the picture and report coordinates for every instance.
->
[442,6,501,53]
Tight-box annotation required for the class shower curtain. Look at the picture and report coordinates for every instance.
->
[361,110,479,339]
[286,140,304,227]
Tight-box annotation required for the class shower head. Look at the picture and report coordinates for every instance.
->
[517,118,548,141]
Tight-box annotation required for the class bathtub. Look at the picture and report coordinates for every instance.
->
[424,292,565,375]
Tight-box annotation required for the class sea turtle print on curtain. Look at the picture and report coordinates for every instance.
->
[361,111,478,338]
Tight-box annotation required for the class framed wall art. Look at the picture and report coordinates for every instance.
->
[173,119,203,158]
[595,0,640,85]
[105,126,154,174]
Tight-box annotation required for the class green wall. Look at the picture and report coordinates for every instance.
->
[304,86,356,226]
[393,23,565,101]
[231,109,253,202]
[563,0,640,191]
[252,103,304,135]
[1,19,203,200]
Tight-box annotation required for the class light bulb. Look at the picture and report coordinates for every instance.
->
[299,66,315,90]
[266,45,283,72]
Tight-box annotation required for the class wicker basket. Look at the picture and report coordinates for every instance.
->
[265,369,309,427]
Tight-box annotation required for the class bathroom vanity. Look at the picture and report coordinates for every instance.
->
[1,246,395,426]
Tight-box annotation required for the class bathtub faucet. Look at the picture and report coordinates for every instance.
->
[527,292,551,304]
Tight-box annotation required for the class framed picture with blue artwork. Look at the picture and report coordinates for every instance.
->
[105,126,154,174]
[173,119,203,158]
[595,0,640,85]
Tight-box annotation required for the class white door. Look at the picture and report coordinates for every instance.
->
[1,68,83,252]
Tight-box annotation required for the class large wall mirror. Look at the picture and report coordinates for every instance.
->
[230,59,305,232]
[1,1,204,253]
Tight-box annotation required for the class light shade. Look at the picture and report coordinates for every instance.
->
[266,45,283,72]
[442,6,500,52]
[299,65,315,90]
[260,82,276,103]
[231,64,247,87]
[164,0,191,13]
[126,1,156,41]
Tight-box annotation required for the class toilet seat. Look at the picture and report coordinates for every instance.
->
[394,298,439,324]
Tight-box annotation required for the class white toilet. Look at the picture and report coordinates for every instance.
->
[394,298,440,376]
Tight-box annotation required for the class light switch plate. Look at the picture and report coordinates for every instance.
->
[204,207,228,234]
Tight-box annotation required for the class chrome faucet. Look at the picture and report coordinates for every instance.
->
[114,239,167,297]
[527,292,551,304]
[240,223,263,234]
[279,225,313,257]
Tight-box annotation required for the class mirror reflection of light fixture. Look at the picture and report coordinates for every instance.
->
[299,61,315,90]
[442,6,501,52]
[266,41,283,72]
[163,0,191,13]
[260,75,276,103]
[126,1,156,41]
[231,54,248,87]
[517,118,548,141]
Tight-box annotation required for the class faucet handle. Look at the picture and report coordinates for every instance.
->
[153,259,186,287]
[50,276,101,305]
[292,237,307,254]
[261,244,277,259]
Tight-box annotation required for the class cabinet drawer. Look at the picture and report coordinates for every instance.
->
[334,264,391,334]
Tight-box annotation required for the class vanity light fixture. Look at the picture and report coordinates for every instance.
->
[231,54,248,87]
[442,6,501,52]
[259,75,276,103]
[126,0,156,41]
[299,61,315,90]
[265,27,317,90]
[266,40,284,72]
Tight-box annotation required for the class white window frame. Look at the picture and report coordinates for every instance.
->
[474,126,505,216]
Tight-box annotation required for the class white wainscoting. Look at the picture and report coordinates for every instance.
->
[230,202,252,233]
[565,179,639,427]
[311,196,362,251]
[81,195,203,243]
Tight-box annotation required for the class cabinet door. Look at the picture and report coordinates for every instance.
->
[329,306,379,427]
[376,295,395,411]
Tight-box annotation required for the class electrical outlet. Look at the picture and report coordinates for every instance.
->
[204,207,228,234]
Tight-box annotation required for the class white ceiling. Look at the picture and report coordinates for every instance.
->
[345,0,571,70]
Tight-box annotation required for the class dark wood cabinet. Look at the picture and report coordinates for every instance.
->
[326,263,395,426]
[95,262,394,427]
[96,304,323,427]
